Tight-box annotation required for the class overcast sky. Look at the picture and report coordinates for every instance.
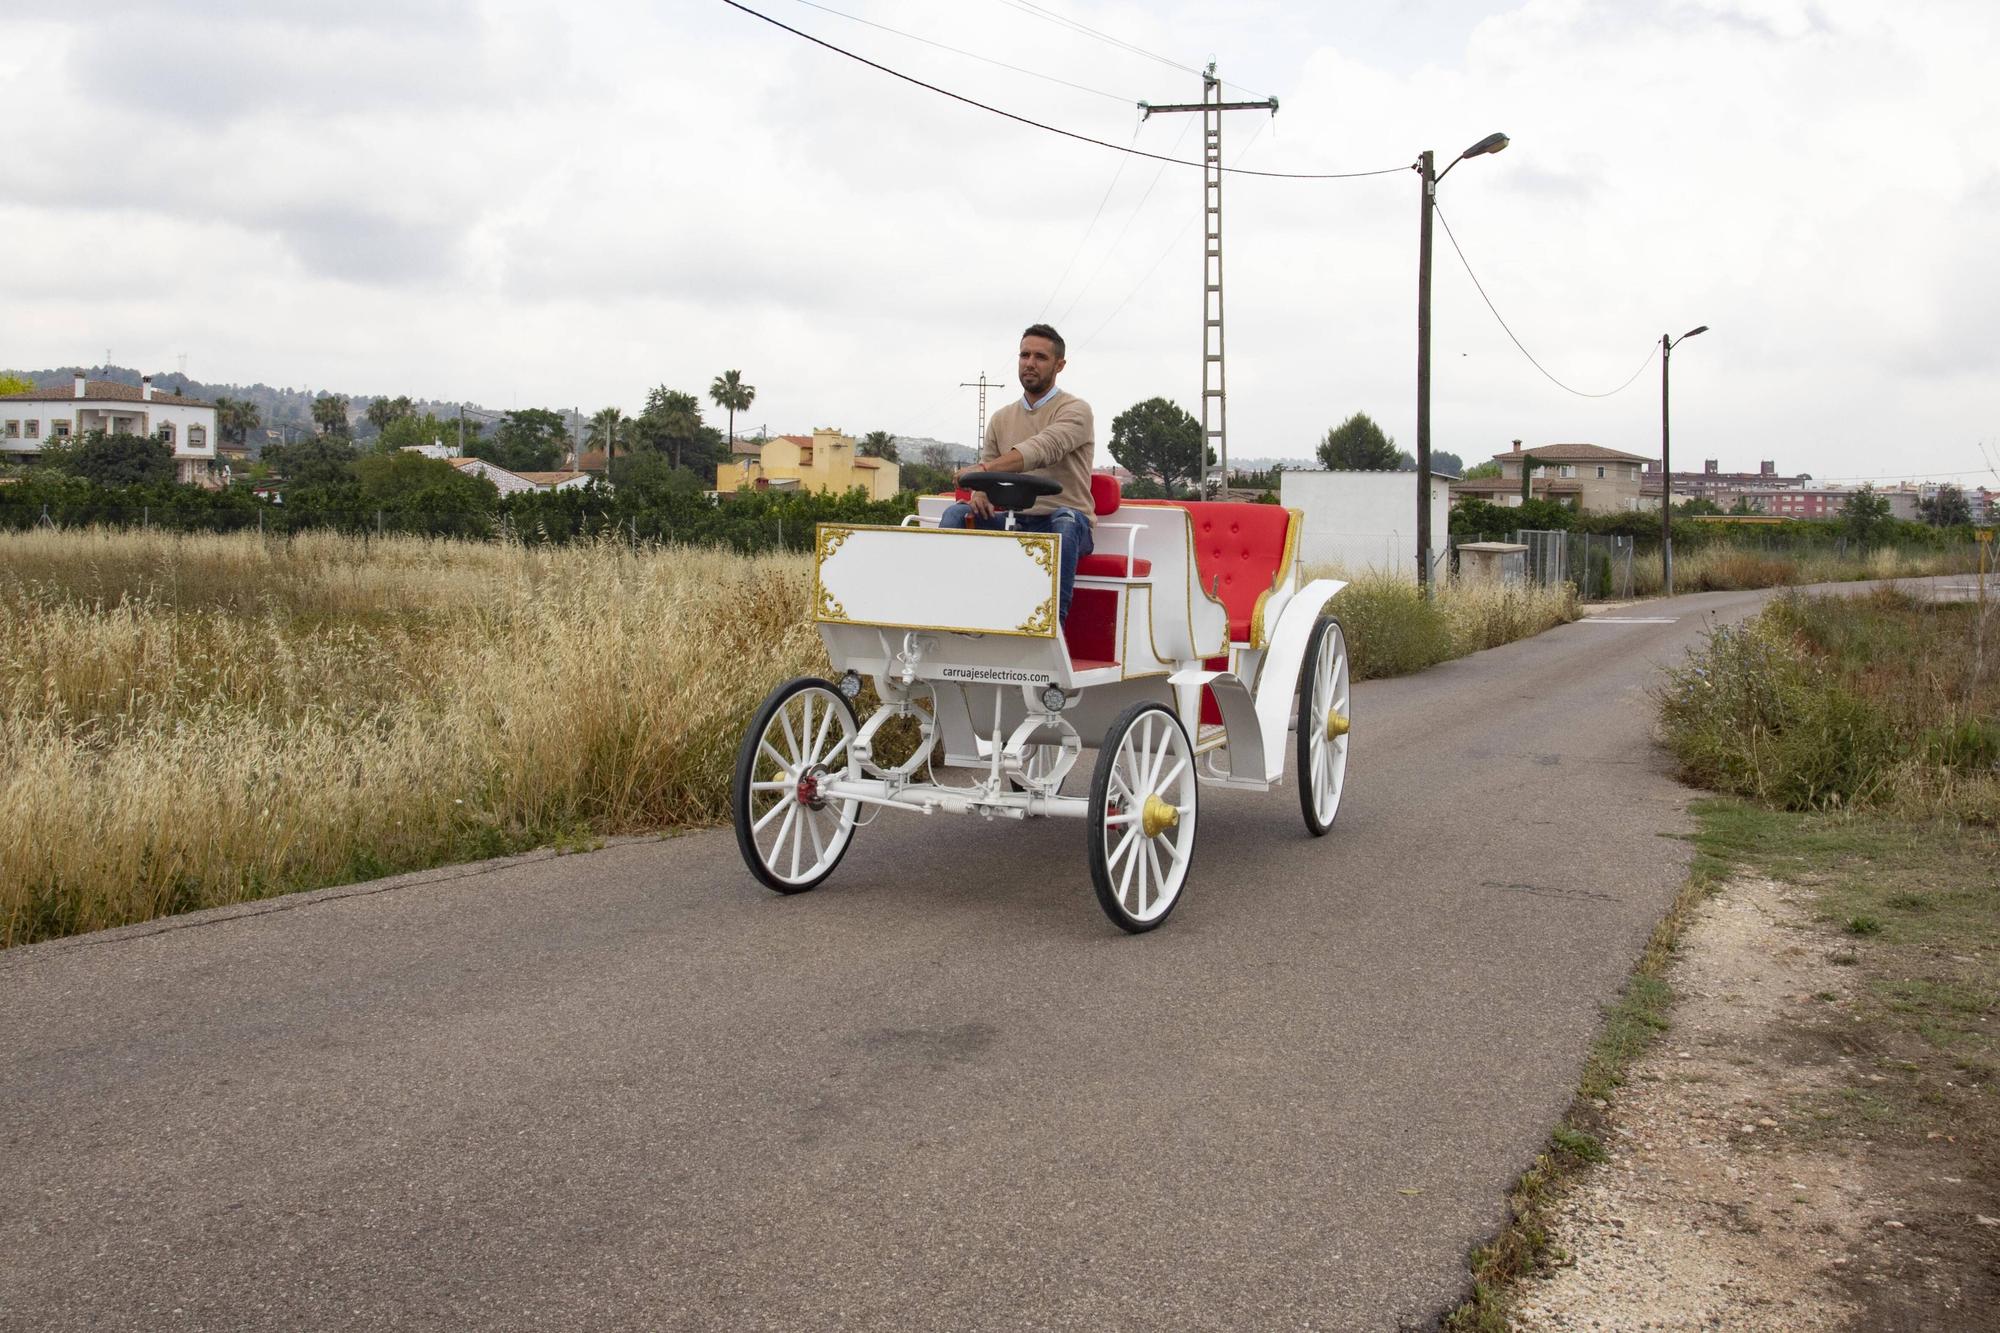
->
[6,0,1997,483]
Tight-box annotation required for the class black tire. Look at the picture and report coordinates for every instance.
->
[1086,701,1199,933]
[733,677,859,894]
[1296,616,1351,837]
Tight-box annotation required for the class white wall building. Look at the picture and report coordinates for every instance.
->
[1280,468,1453,582]
[0,373,219,483]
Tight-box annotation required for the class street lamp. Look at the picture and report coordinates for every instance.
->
[1417,131,1509,591]
[1659,324,1708,596]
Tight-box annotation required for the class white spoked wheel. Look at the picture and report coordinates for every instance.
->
[733,678,860,894]
[1086,702,1199,933]
[1297,616,1351,837]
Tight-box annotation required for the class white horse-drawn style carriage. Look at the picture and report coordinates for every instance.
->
[732,472,1352,932]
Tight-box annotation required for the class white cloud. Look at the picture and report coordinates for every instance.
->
[3,0,1996,480]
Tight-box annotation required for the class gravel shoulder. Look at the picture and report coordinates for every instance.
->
[1511,873,1999,1331]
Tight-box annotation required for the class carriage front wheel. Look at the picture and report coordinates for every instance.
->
[1086,701,1199,933]
[1297,616,1352,836]
[733,677,860,894]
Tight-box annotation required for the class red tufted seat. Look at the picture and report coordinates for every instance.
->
[1170,501,1297,644]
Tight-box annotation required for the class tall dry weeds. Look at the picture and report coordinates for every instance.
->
[0,531,827,946]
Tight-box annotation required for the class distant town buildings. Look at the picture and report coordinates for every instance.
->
[0,373,219,484]
[716,428,901,501]
[1448,441,1991,523]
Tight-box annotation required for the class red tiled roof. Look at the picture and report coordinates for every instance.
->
[1503,442,1650,464]
[516,471,588,485]
[0,379,213,407]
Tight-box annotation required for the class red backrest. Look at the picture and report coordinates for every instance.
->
[1174,501,1297,639]
[1090,473,1121,516]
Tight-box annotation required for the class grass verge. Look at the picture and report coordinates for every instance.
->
[1444,586,2000,1328]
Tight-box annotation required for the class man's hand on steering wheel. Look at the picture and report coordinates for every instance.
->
[955,465,996,518]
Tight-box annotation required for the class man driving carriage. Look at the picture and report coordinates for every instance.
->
[944,323,1096,624]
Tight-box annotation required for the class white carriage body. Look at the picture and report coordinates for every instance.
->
[736,485,1355,931]
[814,497,1342,788]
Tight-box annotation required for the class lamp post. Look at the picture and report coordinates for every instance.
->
[1417,131,1509,591]
[1658,324,1708,596]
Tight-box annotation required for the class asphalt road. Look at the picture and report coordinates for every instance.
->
[0,580,1928,1332]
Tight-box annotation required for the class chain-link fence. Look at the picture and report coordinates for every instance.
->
[1512,529,1634,601]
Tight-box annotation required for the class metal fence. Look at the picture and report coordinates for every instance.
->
[1513,529,1634,601]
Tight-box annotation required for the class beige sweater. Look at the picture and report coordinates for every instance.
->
[980,389,1096,524]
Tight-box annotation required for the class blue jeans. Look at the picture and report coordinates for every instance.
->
[940,503,1094,624]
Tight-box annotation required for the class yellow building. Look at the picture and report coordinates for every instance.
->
[717,428,902,501]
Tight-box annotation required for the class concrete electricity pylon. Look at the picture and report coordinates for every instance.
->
[1139,63,1276,496]
[960,372,1008,449]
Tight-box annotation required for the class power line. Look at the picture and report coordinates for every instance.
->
[991,0,1280,102]
[990,0,1201,77]
[784,0,1139,105]
[1047,117,1197,325]
[721,0,1405,180]
[1039,117,1148,321]
[1432,202,1657,399]
[1073,117,1271,353]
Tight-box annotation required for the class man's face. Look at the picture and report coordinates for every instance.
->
[1018,336,1064,398]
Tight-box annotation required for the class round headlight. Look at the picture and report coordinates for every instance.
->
[838,671,864,700]
[1039,684,1067,713]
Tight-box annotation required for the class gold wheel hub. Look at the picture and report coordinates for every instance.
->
[1324,711,1350,742]
[1141,793,1180,839]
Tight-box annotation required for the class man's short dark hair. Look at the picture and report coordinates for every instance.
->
[1021,323,1065,358]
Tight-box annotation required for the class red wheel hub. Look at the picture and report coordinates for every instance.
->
[794,772,821,806]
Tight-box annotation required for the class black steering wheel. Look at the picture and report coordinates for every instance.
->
[959,470,1061,512]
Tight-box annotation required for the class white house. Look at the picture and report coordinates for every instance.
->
[1279,468,1453,582]
[439,455,591,494]
[0,372,220,484]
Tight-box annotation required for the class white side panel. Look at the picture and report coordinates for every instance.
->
[815,524,1059,638]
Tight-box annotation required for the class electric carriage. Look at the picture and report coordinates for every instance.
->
[731,472,1352,932]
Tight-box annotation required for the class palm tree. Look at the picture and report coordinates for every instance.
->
[311,394,351,438]
[588,407,627,466]
[708,370,755,454]
[859,430,899,462]
[213,396,262,448]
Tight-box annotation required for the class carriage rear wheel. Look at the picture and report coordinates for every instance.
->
[1086,702,1199,933]
[733,678,860,894]
[1297,616,1351,836]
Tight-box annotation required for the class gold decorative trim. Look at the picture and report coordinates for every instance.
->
[1248,508,1302,650]
[812,522,1060,639]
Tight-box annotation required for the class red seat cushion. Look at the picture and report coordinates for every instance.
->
[1074,553,1152,577]
[1171,502,1296,642]
[1090,473,1122,516]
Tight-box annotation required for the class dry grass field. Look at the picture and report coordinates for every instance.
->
[1,529,825,946]
[1,531,1587,947]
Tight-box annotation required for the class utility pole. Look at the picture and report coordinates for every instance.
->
[457,404,465,457]
[959,372,1007,449]
[1139,64,1277,498]
[1414,132,1509,591]
[1659,325,1708,597]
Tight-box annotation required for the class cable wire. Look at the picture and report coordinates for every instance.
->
[1073,116,1272,352]
[1038,117,1147,321]
[1050,117,1198,326]
[1432,203,1657,399]
[722,0,1405,180]
[784,0,1138,105]
[991,0,1202,77]
[992,0,1281,101]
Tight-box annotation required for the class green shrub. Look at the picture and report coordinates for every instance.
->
[1333,579,1457,679]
